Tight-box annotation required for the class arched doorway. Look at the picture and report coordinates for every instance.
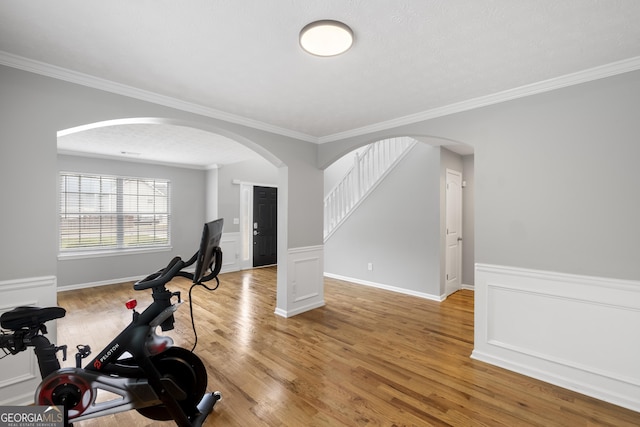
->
[56,117,283,287]
[322,135,474,299]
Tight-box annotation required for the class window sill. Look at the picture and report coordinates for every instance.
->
[58,246,172,261]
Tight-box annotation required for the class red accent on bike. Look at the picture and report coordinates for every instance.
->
[154,341,168,353]
[125,299,137,310]
[37,372,94,419]
[93,359,101,370]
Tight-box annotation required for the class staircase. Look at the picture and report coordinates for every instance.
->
[324,136,417,240]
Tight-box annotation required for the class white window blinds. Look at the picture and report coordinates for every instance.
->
[59,172,170,252]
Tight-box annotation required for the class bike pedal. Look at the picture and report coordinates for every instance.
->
[74,345,91,368]
[56,344,68,361]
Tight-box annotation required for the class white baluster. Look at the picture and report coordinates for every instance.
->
[324,137,416,240]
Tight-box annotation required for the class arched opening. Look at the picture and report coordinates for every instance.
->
[57,117,282,167]
[56,117,284,290]
[323,135,474,299]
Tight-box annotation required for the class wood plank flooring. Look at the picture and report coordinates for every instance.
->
[55,267,639,426]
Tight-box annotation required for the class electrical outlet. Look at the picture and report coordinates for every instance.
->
[367,262,373,271]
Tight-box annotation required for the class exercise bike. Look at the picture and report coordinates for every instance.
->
[0,219,224,427]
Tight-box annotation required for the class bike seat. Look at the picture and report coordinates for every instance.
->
[0,306,66,330]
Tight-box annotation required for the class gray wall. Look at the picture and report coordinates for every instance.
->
[470,74,640,280]
[57,154,206,287]
[325,143,441,296]
[217,158,278,233]
[1,67,59,280]
[461,155,475,285]
[205,167,218,222]
[320,70,640,282]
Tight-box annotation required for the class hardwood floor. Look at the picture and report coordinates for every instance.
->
[56,267,639,426]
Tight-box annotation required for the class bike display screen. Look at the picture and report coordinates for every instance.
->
[193,218,224,283]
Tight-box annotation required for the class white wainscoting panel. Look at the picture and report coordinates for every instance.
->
[473,264,640,412]
[219,232,240,273]
[275,245,325,317]
[0,276,57,405]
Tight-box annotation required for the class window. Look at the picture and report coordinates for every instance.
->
[59,172,170,252]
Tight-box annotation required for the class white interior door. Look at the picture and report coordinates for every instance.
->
[445,169,463,297]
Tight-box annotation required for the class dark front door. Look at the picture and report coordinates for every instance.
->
[253,186,277,267]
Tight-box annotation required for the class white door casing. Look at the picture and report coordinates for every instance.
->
[445,169,462,296]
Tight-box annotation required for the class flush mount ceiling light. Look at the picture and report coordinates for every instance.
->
[299,20,354,57]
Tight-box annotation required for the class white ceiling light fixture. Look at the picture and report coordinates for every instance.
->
[299,20,354,57]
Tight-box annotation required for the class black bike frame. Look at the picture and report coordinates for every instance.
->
[86,286,176,374]
[78,261,197,426]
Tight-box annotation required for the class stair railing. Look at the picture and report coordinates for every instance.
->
[324,137,416,240]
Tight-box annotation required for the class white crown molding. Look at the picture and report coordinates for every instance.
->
[0,51,318,143]
[319,55,640,143]
[3,50,640,145]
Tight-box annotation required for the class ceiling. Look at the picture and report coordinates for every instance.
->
[2,1,640,167]
[57,120,265,169]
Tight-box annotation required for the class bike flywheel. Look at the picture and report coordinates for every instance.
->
[136,347,208,421]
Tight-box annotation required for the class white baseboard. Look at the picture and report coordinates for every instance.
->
[473,263,640,413]
[57,275,145,291]
[275,300,325,318]
[324,272,444,302]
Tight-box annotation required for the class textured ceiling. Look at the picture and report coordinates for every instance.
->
[2,1,640,166]
[57,122,265,169]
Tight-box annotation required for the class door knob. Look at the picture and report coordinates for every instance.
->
[457,237,463,242]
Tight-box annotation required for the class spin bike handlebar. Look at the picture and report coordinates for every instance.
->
[133,246,222,291]
[134,256,187,290]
